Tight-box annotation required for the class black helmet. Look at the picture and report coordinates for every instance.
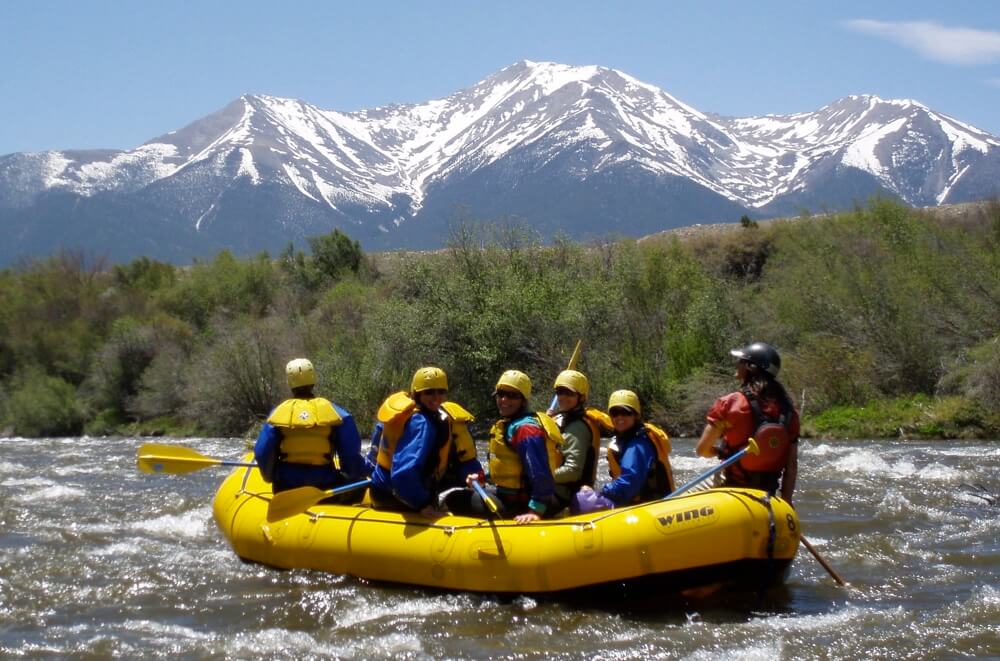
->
[730,342,781,377]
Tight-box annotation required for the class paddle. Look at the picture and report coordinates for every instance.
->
[266,479,373,522]
[664,437,761,499]
[800,536,849,586]
[137,443,256,475]
[471,480,503,518]
[548,339,583,412]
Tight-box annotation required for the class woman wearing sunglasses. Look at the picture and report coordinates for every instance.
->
[469,370,563,523]
[573,389,674,513]
[369,366,483,517]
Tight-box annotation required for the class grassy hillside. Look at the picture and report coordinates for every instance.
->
[1,199,998,440]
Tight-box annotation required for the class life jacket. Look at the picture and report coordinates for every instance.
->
[441,401,478,466]
[736,388,793,473]
[607,422,676,500]
[556,407,611,486]
[375,393,470,482]
[267,398,343,466]
[488,412,564,490]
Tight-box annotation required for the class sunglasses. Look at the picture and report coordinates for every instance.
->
[421,389,447,396]
[609,408,636,418]
[495,390,522,400]
[555,387,577,396]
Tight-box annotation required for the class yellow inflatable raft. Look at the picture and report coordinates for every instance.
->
[213,462,800,595]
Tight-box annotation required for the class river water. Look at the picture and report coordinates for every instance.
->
[1,436,997,659]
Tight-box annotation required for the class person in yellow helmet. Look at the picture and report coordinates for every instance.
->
[368,367,484,517]
[549,370,605,509]
[253,358,364,495]
[469,370,562,524]
[573,390,674,513]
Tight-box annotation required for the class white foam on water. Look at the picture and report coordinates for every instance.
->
[682,641,783,661]
[876,491,914,515]
[953,491,993,506]
[804,442,854,457]
[13,484,87,503]
[753,604,867,633]
[132,506,212,539]
[672,455,715,471]
[916,462,966,481]
[829,450,957,481]
[514,595,538,611]
[0,460,27,475]
[345,632,424,657]
[230,627,380,659]
[120,619,212,642]
[52,464,103,477]
[970,584,1000,608]
[829,449,896,476]
[87,540,146,558]
[2,476,57,488]
[933,447,1000,458]
[334,593,469,629]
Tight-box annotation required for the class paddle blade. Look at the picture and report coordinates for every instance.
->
[267,486,329,522]
[137,443,221,474]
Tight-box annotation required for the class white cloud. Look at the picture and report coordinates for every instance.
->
[845,19,1000,65]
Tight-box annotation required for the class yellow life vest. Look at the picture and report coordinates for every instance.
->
[441,401,478,466]
[267,398,343,466]
[557,407,611,485]
[488,412,564,490]
[376,393,469,481]
[607,422,676,497]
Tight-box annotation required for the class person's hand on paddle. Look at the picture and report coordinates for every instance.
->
[465,472,485,488]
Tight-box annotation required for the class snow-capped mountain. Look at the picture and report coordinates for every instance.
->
[2,60,998,265]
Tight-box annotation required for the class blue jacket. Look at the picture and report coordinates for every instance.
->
[370,409,482,510]
[601,427,657,506]
[505,414,556,514]
[254,402,364,492]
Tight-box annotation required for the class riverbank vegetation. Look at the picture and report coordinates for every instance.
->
[1,199,998,440]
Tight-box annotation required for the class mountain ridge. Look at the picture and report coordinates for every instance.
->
[2,60,998,265]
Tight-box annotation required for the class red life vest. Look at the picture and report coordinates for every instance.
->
[737,389,793,473]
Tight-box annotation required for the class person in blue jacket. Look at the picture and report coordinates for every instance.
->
[468,370,562,523]
[253,358,365,497]
[369,367,484,517]
[573,389,673,513]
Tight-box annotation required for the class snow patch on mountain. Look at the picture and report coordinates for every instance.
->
[236,148,260,184]
[841,117,909,176]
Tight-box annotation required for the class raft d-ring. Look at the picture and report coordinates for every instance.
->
[443,526,456,536]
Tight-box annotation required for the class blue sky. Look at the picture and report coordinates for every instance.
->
[2,1,998,155]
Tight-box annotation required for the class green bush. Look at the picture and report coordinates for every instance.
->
[181,316,289,435]
[1,368,83,436]
[2,201,999,439]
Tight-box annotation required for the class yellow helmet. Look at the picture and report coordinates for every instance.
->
[553,369,589,398]
[286,358,316,389]
[494,370,531,399]
[608,389,641,416]
[411,366,448,393]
